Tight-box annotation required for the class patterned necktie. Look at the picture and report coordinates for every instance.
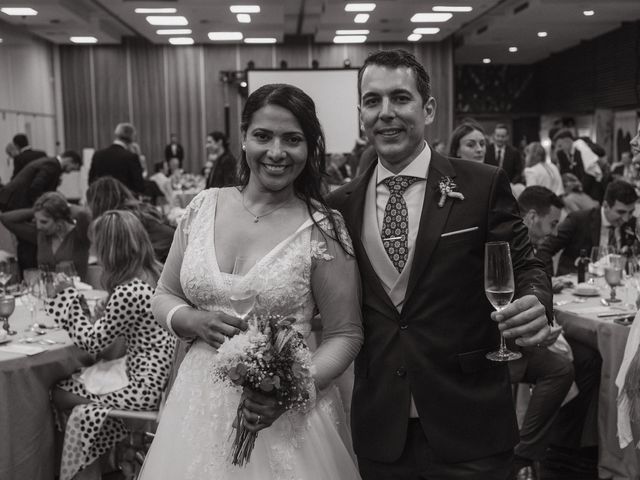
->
[608,226,617,250]
[381,175,420,272]
[497,147,503,168]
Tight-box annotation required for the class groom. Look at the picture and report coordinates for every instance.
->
[328,49,552,479]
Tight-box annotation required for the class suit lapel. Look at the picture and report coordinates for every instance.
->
[340,161,397,314]
[591,208,601,247]
[405,152,456,304]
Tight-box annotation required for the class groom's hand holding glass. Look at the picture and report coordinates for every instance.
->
[492,294,551,347]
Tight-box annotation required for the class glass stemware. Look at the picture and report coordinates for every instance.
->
[229,256,258,320]
[56,261,78,287]
[0,295,16,335]
[485,241,521,362]
[588,246,609,284]
[0,262,12,296]
[604,253,625,303]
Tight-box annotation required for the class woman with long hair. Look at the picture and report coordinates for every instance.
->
[48,210,175,480]
[139,84,362,479]
[86,176,175,262]
[0,191,91,279]
[523,141,564,196]
[448,122,487,162]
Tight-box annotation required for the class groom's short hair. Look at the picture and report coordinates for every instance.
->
[357,49,431,106]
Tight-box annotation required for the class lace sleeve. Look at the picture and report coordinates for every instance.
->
[151,190,208,331]
[309,214,363,390]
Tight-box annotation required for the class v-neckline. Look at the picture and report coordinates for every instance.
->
[210,189,323,277]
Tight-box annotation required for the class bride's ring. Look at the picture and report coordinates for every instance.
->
[256,415,262,425]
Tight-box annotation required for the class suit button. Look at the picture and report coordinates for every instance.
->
[396,367,406,377]
[400,323,408,330]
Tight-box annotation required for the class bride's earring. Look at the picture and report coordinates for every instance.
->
[242,144,246,151]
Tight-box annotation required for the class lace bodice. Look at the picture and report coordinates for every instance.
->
[180,189,349,338]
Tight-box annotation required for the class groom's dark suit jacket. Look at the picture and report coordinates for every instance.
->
[328,150,552,464]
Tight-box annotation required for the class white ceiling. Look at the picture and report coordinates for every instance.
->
[0,0,638,64]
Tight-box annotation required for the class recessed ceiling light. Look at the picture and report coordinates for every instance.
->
[537,31,548,37]
[230,6,260,13]
[433,6,472,12]
[345,3,376,12]
[412,27,440,35]
[244,37,277,44]
[156,29,192,35]
[583,10,595,16]
[336,29,369,35]
[354,13,369,23]
[333,35,367,44]
[410,13,452,22]
[146,16,188,26]
[240,81,247,88]
[135,8,177,14]
[169,37,194,45]
[407,33,422,41]
[1,7,37,16]
[70,36,98,44]
[509,46,518,52]
[483,58,491,64]
[237,14,251,23]
[209,32,243,41]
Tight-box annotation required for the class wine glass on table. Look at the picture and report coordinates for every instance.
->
[588,246,609,285]
[229,256,258,321]
[485,241,521,362]
[56,261,78,287]
[0,262,12,296]
[604,253,624,304]
[0,295,16,335]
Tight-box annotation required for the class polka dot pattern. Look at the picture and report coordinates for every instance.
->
[49,279,176,480]
[381,175,420,272]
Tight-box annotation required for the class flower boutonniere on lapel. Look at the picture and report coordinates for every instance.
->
[437,176,465,208]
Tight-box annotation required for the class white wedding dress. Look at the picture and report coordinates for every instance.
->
[139,188,363,480]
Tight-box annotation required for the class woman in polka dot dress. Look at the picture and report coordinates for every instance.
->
[48,210,176,480]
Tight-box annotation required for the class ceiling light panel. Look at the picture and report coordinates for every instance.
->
[169,37,194,45]
[146,16,188,26]
[237,14,251,23]
[244,37,276,44]
[70,36,98,44]
[333,35,367,43]
[1,8,37,16]
[354,14,369,23]
[336,29,369,35]
[156,29,192,35]
[345,4,376,12]
[209,32,243,41]
[410,13,453,22]
[412,28,440,34]
[135,8,177,14]
[433,6,472,12]
[407,34,422,41]
[230,6,260,13]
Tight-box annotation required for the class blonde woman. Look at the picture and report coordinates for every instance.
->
[49,210,175,480]
[523,142,564,196]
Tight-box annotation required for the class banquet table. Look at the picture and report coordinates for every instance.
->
[0,297,94,480]
[554,282,640,480]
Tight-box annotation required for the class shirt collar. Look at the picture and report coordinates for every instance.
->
[113,140,128,149]
[20,146,32,153]
[376,141,430,185]
[56,155,63,168]
[601,207,612,228]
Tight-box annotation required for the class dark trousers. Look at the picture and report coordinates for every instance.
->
[358,419,514,480]
[550,338,602,448]
[509,347,575,460]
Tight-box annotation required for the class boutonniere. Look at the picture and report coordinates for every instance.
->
[437,176,465,208]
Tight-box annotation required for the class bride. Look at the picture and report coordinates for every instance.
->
[139,83,363,479]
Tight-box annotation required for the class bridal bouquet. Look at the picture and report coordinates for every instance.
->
[214,314,314,466]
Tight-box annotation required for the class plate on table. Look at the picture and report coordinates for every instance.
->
[573,290,600,297]
[573,283,600,297]
[0,333,10,344]
[6,284,27,297]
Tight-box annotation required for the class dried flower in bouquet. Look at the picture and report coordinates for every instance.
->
[214,314,314,466]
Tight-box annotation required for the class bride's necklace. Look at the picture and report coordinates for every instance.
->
[241,193,292,223]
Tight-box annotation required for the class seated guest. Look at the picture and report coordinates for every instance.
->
[86,177,175,262]
[0,192,90,280]
[537,180,637,276]
[511,186,575,480]
[523,142,564,196]
[49,210,175,480]
[149,161,174,201]
[561,173,599,213]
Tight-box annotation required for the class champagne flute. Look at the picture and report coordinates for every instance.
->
[229,256,258,320]
[485,241,521,362]
[604,253,624,303]
[56,261,78,287]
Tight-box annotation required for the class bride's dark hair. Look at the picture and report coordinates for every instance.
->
[238,83,351,255]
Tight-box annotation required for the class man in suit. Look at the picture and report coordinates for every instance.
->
[328,49,552,479]
[537,180,637,276]
[0,151,82,271]
[205,131,237,188]
[485,124,523,184]
[164,133,184,164]
[11,133,46,179]
[89,123,145,194]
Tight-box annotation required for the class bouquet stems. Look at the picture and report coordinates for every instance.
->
[229,403,258,466]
